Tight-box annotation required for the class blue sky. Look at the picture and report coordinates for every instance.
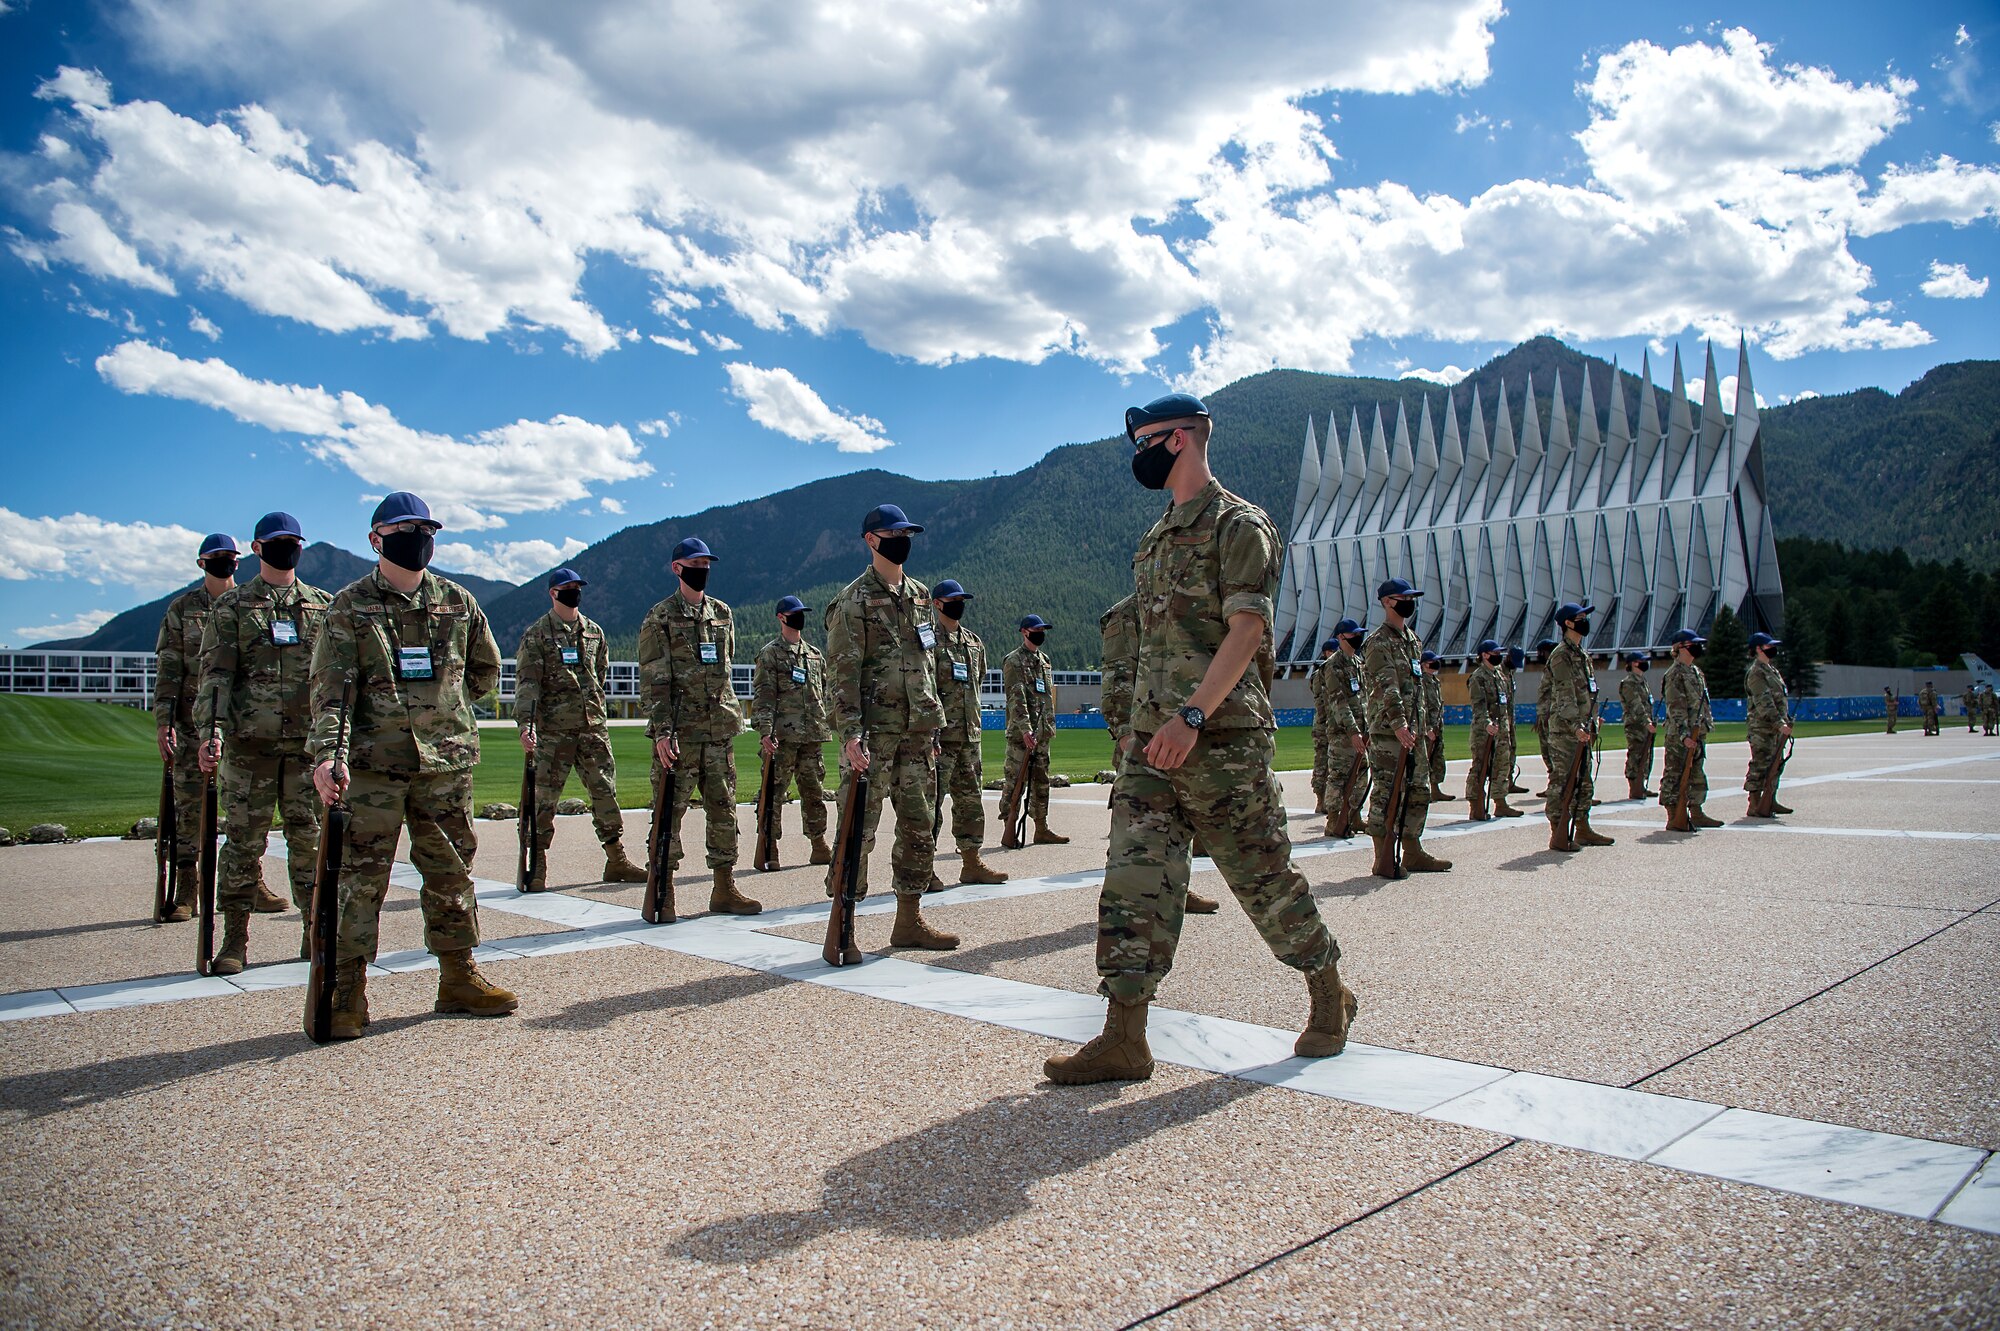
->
[1,0,1995,644]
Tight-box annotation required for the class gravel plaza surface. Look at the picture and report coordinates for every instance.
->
[2,731,1997,1328]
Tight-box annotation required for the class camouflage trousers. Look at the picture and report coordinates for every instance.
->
[1543,727,1597,827]
[1365,733,1432,839]
[168,725,205,869]
[1310,726,1331,808]
[827,732,937,900]
[1465,729,1508,805]
[1745,724,1785,795]
[1098,728,1336,1005]
[764,738,830,841]
[1324,736,1367,827]
[1921,706,1938,735]
[533,728,623,848]
[1885,704,1897,734]
[1428,728,1446,789]
[1659,734,1708,813]
[934,738,986,851]
[217,737,321,913]
[1002,735,1053,822]
[334,768,480,964]
[652,739,739,871]
[1624,725,1655,786]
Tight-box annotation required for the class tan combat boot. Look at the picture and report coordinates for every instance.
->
[708,867,762,916]
[1549,821,1580,853]
[809,834,834,865]
[1324,814,1341,838]
[298,920,311,960]
[1493,798,1524,818]
[1371,833,1405,880]
[328,960,367,1040]
[1032,819,1070,845]
[1574,816,1615,847]
[165,871,197,922]
[251,877,288,914]
[602,841,648,883]
[958,850,1007,885]
[1294,960,1358,1057]
[889,894,959,950]
[1185,890,1220,914]
[434,950,519,1017]
[1627,780,1647,801]
[1770,800,1794,815]
[212,910,250,976]
[926,871,948,893]
[526,860,548,893]
[1690,805,1725,828]
[1044,1000,1153,1084]
[1402,836,1452,873]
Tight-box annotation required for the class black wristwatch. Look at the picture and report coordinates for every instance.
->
[1177,704,1206,730]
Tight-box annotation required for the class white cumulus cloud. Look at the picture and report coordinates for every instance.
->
[0,507,211,590]
[1919,260,1988,298]
[433,537,587,584]
[724,363,893,454]
[599,497,624,514]
[1400,364,1472,385]
[16,609,117,642]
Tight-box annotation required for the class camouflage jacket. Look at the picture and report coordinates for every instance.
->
[1919,683,1938,710]
[307,569,501,775]
[1098,596,1138,743]
[1619,672,1655,731]
[1003,644,1056,742]
[1360,622,1423,738]
[153,584,226,727]
[1746,659,1789,726]
[194,576,332,743]
[824,566,944,743]
[1661,660,1713,739]
[933,622,987,744]
[515,609,610,734]
[752,634,832,743]
[1309,656,1348,739]
[1421,670,1444,735]
[1500,666,1520,734]
[1468,662,1507,729]
[638,591,744,743]
[1960,688,1977,715]
[1129,480,1279,736]
[1543,638,1598,733]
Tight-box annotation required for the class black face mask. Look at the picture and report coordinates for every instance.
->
[1027,630,1046,647]
[938,600,965,621]
[555,587,582,608]
[782,610,806,631]
[1391,598,1417,621]
[874,534,912,566]
[1687,644,1706,659]
[259,541,301,571]
[1634,663,1648,673]
[679,565,710,593]
[201,554,238,579]
[1570,618,1590,636]
[379,529,434,572]
[1131,440,1176,490]
[1343,636,1363,652]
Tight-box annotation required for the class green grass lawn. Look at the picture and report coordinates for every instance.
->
[0,693,1892,838]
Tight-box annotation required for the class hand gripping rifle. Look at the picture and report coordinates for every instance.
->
[304,675,354,1044]
[1666,740,1698,832]
[193,686,222,975]
[1749,733,1795,817]
[515,743,541,893]
[153,756,179,923]
[752,746,781,872]
[823,738,868,966]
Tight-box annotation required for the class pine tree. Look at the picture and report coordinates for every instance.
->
[1821,593,1854,665]
[1781,602,1822,697]
[1707,605,1750,699]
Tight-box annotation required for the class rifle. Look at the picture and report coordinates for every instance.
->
[1666,741,1697,832]
[1557,724,1591,848]
[193,689,221,975]
[1749,734,1795,817]
[1467,730,1492,818]
[930,744,948,850]
[1329,739,1367,839]
[303,676,354,1044]
[1385,743,1413,876]
[153,759,178,923]
[823,740,868,966]
[998,741,1030,849]
[752,749,781,872]
[515,746,540,892]
[643,751,677,924]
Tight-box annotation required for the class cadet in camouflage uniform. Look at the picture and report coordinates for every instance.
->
[930,580,1006,887]
[1000,615,1066,847]
[751,594,834,870]
[1919,680,1939,735]
[516,567,645,889]
[308,493,516,1040]
[194,512,329,972]
[1541,603,1613,852]
[1883,685,1898,734]
[1464,638,1522,820]
[1660,629,1722,830]
[1309,637,1338,813]
[152,532,242,922]
[824,503,959,951]
[1620,651,1658,800]
[1962,686,1980,734]
[1984,686,1998,736]
[1046,393,1351,1087]
[639,537,758,915]
[1531,637,1557,796]
[1503,645,1529,793]
[1420,650,1450,802]
[1744,632,1794,816]
[1360,580,1451,877]
[1319,620,1370,838]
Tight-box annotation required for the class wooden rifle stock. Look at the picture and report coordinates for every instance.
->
[998,746,1029,849]
[303,676,354,1044]
[193,690,221,976]
[643,755,676,924]
[1386,744,1412,875]
[1558,725,1590,847]
[154,759,178,923]
[752,751,781,872]
[515,748,539,892]
[823,745,868,966]
[1329,738,1366,838]
[1666,742,1697,832]
[1749,734,1794,817]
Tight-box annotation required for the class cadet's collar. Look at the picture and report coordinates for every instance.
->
[1162,478,1221,530]
[861,566,905,600]
[370,566,429,604]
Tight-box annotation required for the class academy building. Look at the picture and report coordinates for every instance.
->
[1273,339,1784,664]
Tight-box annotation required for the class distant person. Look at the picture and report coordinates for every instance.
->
[152,531,239,923]
[1660,629,1723,830]
[308,492,514,1040]
[1962,685,1979,734]
[1503,645,1529,794]
[1620,651,1658,800]
[928,580,1006,889]
[1000,615,1065,848]
[516,568,646,890]
[1543,603,1613,852]
[1744,632,1793,817]
[1363,580,1450,877]
[1420,650,1449,803]
[1531,637,1557,796]
[194,512,331,972]
[639,537,758,915]
[1984,686,1997,736]
[1318,622,1370,838]
[1100,591,1214,913]
[1465,638,1521,820]
[751,594,835,871]
[1919,680,1939,735]
[1883,685,1897,734]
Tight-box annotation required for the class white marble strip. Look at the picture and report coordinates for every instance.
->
[1937,1156,2000,1234]
[1781,751,2000,788]
[1849,778,2000,785]
[1589,820,2000,843]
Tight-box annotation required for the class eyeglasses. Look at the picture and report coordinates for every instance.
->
[376,521,432,535]
[1132,426,1180,451]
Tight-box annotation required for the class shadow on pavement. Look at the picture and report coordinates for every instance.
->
[524,970,785,1032]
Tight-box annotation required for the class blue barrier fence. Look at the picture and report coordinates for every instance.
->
[988,696,1914,730]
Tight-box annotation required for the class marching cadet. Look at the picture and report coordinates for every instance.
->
[1883,684,1898,734]
[1001,614,1066,847]
[308,492,515,1039]
[1319,621,1369,838]
[1309,637,1337,814]
[1419,650,1449,802]
[1984,685,1998,736]
[751,595,835,870]
[639,538,759,915]
[1620,651,1658,800]
[1531,637,1557,796]
[1744,632,1793,816]
[824,503,960,950]
[515,568,645,889]
[1919,680,1940,735]
[1362,580,1451,877]
[154,532,244,922]
[929,580,1007,887]
[1046,393,1353,1085]
[1962,684,1980,734]
[1464,638,1522,820]
[1660,628,1723,829]
[1503,645,1529,794]
[1543,603,1613,852]
[194,512,330,972]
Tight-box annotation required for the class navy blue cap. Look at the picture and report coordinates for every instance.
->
[862,504,922,535]
[198,532,239,557]
[1477,638,1502,655]
[1319,638,1339,653]
[370,491,437,529]
[774,595,806,615]
[1420,650,1440,665]
[1625,650,1648,664]
[671,537,715,564]
[1749,632,1781,648]
[1535,638,1557,651]
[1555,602,1596,624]
[548,567,587,589]
[1019,615,1053,632]
[253,512,302,542]
[932,579,971,600]
[1376,578,1423,601]
[1124,392,1210,443]
[1671,629,1706,646]
[1334,617,1365,638]
[1505,646,1527,669]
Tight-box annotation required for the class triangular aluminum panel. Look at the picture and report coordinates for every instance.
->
[1630,350,1664,505]
[1432,391,1463,526]
[1663,348,1696,501]
[1572,367,1604,508]
[1600,359,1633,508]
[1408,396,1439,530]
[1379,401,1414,533]
[1457,384,1490,523]
[1543,369,1575,511]
[1486,381,1516,519]
[1512,374,1543,518]
[1694,342,1728,495]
